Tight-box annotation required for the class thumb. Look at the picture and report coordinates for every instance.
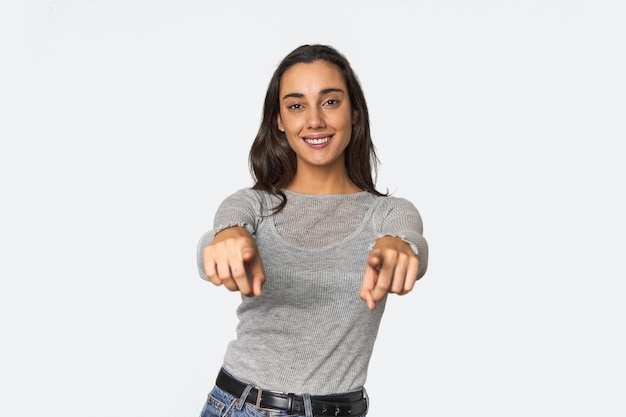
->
[367,250,383,271]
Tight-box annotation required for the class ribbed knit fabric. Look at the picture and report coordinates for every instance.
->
[197,188,428,395]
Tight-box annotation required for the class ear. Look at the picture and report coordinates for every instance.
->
[352,110,359,125]
[277,114,285,132]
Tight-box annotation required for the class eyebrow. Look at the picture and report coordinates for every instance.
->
[282,88,345,100]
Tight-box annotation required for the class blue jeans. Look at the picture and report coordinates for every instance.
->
[199,386,368,417]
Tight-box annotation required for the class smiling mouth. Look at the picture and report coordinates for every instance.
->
[303,136,332,145]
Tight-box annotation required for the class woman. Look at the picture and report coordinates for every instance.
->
[197,44,428,417]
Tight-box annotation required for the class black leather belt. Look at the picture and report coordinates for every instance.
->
[215,369,368,416]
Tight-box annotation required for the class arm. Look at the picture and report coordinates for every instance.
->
[196,189,267,296]
[360,197,429,310]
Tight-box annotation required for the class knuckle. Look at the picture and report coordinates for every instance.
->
[377,280,391,291]
[230,265,244,278]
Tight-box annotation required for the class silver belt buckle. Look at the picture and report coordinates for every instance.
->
[255,388,264,409]
[254,388,284,412]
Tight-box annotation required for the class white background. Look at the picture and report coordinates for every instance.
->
[1,1,625,416]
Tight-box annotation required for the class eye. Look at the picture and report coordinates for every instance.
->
[323,98,340,107]
[287,103,303,110]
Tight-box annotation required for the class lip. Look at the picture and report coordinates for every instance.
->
[302,134,334,148]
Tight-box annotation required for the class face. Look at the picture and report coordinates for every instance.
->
[277,60,356,172]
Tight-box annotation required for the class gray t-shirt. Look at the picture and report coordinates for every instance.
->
[197,188,428,395]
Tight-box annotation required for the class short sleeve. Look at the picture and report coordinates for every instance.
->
[196,188,265,281]
[373,197,429,279]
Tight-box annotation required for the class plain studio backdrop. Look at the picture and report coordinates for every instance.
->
[1,1,624,416]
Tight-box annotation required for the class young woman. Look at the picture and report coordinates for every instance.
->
[197,44,429,417]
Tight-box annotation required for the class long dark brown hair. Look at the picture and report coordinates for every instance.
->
[249,44,387,212]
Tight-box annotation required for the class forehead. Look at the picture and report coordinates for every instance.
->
[279,60,347,94]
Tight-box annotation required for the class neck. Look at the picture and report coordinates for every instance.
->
[286,166,362,195]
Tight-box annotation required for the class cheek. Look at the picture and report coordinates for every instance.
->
[340,118,355,137]
[285,132,301,148]
[280,116,299,134]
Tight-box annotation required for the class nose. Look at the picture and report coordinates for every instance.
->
[307,107,326,129]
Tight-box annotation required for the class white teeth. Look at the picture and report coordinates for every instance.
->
[304,136,330,145]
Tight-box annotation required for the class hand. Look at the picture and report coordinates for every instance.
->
[202,227,266,297]
[359,236,419,311]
